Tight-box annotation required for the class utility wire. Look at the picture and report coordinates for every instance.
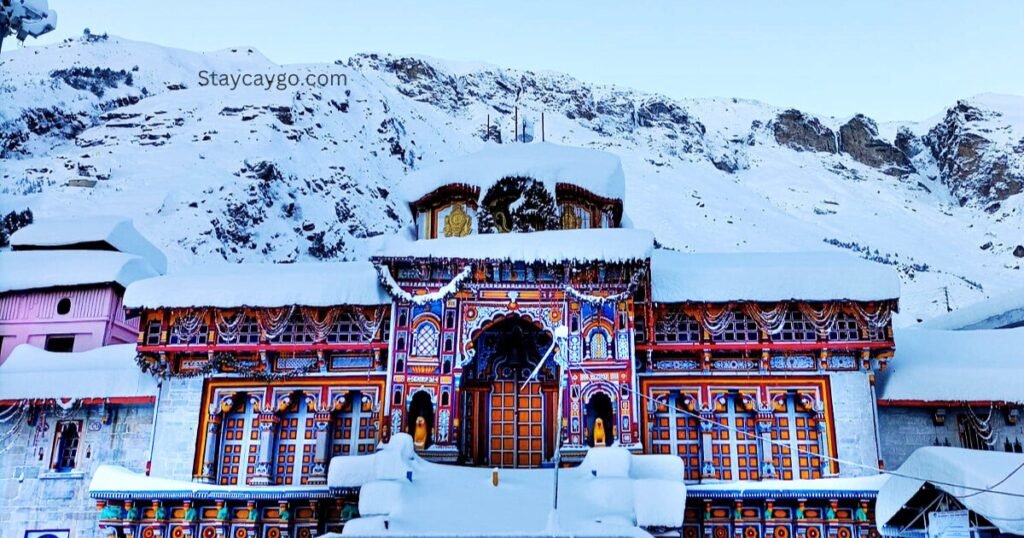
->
[566,361,1024,499]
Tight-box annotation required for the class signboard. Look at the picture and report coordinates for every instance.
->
[927,510,970,538]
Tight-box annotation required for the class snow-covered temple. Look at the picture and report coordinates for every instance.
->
[17,142,1023,537]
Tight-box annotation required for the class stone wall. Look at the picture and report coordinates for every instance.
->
[148,377,204,480]
[0,403,153,538]
[828,371,881,477]
[879,404,1024,469]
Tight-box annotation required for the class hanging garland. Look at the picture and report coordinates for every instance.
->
[376,264,473,305]
[852,302,894,330]
[565,269,645,305]
[700,304,737,336]
[171,308,207,343]
[301,307,339,343]
[797,302,840,336]
[0,401,28,456]
[136,352,323,382]
[257,306,295,340]
[215,310,246,343]
[352,307,386,342]
[742,303,788,335]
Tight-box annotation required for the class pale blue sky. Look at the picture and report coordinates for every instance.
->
[26,0,1024,121]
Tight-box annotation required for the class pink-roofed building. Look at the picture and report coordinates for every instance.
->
[0,216,165,363]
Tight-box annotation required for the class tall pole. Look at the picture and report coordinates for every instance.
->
[552,359,565,510]
[514,106,519,143]
[541,112,546,142]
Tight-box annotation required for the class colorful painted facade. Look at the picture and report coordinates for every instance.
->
[0,144,919,537]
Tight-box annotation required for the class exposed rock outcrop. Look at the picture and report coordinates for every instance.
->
[838,115,915,176]
[771,109,837,153]
[925,100,1024,204]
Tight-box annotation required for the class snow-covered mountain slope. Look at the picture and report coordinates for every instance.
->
[1,34,1022,324]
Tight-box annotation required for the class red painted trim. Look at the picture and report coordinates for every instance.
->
[0,396,155,405]
[138,343,387,353]
[637,341,893,352]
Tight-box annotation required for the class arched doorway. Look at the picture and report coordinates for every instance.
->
[407,391,434,449]
[585,392,616,447]
[461,316,557,468]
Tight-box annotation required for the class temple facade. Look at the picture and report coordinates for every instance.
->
[1,143,962,538]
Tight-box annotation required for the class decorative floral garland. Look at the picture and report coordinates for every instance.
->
[565,269,645,305]
[136,352,324,382]
[376,264,473,305]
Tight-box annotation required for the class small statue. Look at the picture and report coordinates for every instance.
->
[413,416,428,449]
[593,418,607,447]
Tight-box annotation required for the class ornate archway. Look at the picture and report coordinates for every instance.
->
[459,314,558,468]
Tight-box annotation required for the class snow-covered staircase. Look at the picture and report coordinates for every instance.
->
[327,434,685,537]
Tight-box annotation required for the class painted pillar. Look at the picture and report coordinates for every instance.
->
[308,410,332,485]
[757,410,777,478]
[250,411,280,486]
[700,409,716,479]
[198,411,223,483]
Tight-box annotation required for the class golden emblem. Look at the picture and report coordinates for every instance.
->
[443,203,472,237]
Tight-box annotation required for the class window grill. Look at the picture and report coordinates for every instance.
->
[828,313,860,341]
[273,314,316,344]
[144,320,162,345]
[776,310,818,342]
[588,330,610,360]
[410,321,440,357]
[717,313,759,343]
[169,322,208,346]
[654,313,701,344]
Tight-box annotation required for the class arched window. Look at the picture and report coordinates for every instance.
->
[410,319,440,357]
[52,421,81,472]
[219,396,259,485]
[588,329,610,360]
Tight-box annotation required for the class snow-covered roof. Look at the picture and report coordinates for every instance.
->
[876,447,1024,535]
[877,327,1024,404]
[651,249,901,303]
[377,228,654,263]
[402,142,626,204]
[919,286,1024,330]
[0,250,160,294]
[0,344,158,401]
[691,474,888,499]
[123,261,389,309]
[89,465,331,500]
[10,216,167,274]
